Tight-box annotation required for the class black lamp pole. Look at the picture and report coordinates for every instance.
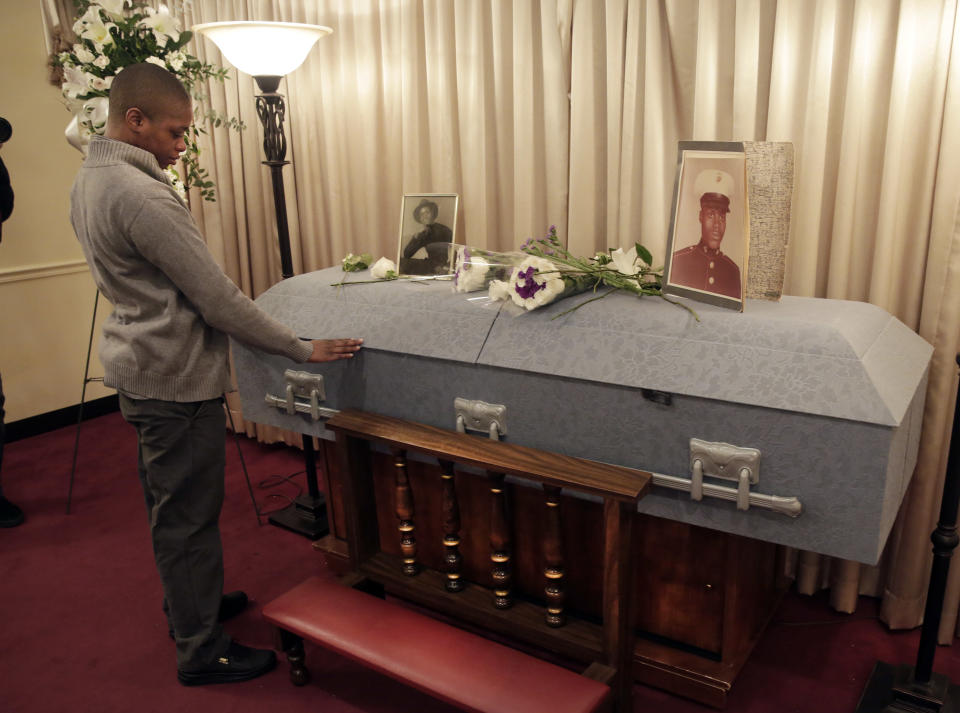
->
[254,74,295,279]
[253,74,328,539]
[856,353,960,712]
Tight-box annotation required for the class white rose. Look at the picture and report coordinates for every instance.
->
[93,55,110,69]
[74,45,95,64]
[370,257,397,280]
[89,75,110,91]
[167,51,186,71]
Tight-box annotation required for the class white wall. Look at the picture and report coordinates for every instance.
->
[0,0,113,422]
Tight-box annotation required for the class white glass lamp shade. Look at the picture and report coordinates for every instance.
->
[193,21,332,78]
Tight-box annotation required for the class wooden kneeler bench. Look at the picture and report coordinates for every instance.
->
[263,409,651,712]
[263,574,612,713]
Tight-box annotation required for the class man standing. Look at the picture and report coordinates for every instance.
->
[70,63,362,686]
[0,117,24,529]
[669,169,742,300]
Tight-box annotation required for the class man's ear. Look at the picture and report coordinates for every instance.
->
[124,107,146,133]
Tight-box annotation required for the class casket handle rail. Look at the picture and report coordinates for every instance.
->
[649,438,802,517]
[454,397,506,441]
[264,370,337,421]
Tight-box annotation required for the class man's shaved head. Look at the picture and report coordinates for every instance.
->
[105,63,193,168]
[108,63,191,124]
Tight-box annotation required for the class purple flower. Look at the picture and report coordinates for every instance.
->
[514,266,547,299]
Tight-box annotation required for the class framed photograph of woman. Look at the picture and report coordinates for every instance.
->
[663,142,748,311]
[397,193,459,276]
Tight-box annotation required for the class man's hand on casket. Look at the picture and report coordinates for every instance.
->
[308,338,363,362]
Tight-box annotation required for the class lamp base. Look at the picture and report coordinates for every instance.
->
[856,662,960,712]
[268,493,329,540]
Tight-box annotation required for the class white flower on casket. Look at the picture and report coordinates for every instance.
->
[610,246,640,276]
[455,255,491,292]
[509,256,566,310]
[488,279,512,302]
[370,257,397,279]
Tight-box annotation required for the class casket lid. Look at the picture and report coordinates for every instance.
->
[255,269,497,364]
[257,268,931,427]
[479,289,931,427]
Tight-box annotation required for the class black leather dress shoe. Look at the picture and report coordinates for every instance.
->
[0,497,24,528]
[177,641,276,686]
[168,591,249,639]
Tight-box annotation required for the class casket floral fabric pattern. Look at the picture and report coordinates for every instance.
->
[52,0,243,200]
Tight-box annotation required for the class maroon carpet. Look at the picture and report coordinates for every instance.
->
[1,410,959,713]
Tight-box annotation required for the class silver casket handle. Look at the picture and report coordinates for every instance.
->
[650,438,802,517]
[454,398,506,441]
[264,369,337,421]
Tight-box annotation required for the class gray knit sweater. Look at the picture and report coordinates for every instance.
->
[70,136,313,402]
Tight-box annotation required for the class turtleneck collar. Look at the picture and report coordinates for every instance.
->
[86,135,169,185]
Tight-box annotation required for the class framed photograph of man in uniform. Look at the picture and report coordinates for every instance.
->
[397,193,459,276]
[664,142,748,311]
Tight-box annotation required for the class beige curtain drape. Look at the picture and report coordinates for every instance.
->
[559,0,960,643]
[43,0,960,638]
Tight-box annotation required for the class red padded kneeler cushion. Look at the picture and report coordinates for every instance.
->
[263,576,610,713]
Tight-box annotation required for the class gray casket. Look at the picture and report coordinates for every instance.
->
[232,267,932,565]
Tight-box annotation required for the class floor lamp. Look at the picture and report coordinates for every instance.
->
[194,21,334,539]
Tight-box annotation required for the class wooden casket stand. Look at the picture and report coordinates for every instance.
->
[312,410,790,708]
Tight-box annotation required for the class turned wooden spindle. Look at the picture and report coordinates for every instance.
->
[279,630,310,686]
[488,471,513,609]
[543,484,566,627]
[438,459,464,592]
[393,447,418,576]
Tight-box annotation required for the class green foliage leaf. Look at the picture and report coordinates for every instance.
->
[635,242,653,266]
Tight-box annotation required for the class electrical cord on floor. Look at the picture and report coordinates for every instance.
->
[254,469,305,522]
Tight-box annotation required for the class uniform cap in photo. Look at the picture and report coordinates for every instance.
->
[694,169,734,210]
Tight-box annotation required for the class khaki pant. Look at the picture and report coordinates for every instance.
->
[119,395,230,669]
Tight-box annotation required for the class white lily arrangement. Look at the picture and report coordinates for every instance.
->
[51,0,243,201]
